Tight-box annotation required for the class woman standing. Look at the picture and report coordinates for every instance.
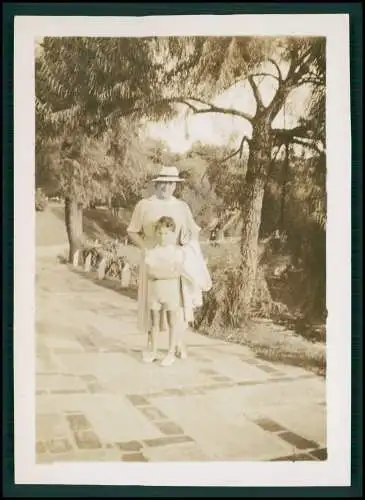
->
[127,166,201,363]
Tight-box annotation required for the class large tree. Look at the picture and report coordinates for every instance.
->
[152,36,325,321]
[36,37,164,261]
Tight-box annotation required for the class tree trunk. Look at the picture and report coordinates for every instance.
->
[65,196,83,263]
[280,142,290,230]
[236,118,272,317]
[107,193,112,212]
[238,173,266,315]
[194,123,273,331]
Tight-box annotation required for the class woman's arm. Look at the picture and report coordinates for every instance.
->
[127,200,146,251]
[127,231,147,252]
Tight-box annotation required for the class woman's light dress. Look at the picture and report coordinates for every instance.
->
[127,195,200,334]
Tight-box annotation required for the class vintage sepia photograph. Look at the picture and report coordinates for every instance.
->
[14,14,352,487]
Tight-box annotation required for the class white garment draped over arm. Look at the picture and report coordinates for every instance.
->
[180,240,212,310]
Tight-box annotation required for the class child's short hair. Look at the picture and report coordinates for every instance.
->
[154,216,176,232]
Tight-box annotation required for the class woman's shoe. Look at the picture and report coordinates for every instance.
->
[142,350,158,363]
[175,345,188,360]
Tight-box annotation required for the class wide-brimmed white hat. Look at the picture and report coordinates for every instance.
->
[151,166,184,183]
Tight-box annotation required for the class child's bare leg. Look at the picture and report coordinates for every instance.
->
[159,309,168,332]
[143,310,159,363]
[160,310,178,367]
[174,316,188,359]
[175,330,188,359]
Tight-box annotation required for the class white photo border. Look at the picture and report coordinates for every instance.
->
[14,13,352,486]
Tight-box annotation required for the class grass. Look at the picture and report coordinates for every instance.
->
[47,203,131,243]
[198,320,325,377]
[198,240,326,377]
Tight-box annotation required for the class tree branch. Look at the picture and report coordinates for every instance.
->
[250,72,280,82]
[247,76,265,113]
[291,138,324,155]
[298,75,325,86]
[221,135,250,162]
[272,127,324,154]
[172,97,254,122]
[267,58,283,82]
[272,126,310,138]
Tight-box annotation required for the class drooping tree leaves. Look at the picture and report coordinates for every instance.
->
[35,37,171,204]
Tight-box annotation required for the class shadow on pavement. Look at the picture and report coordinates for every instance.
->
[69,266,138,301]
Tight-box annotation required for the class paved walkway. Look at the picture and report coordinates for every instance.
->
[36,256,327,463]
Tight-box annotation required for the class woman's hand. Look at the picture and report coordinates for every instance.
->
[128,231,147,252]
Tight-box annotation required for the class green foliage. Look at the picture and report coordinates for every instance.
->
[36,37,172,208]
[81,239,139,285]
[35,36,327,331]
[36,37,167,138]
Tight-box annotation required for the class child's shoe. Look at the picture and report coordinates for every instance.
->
[160,351,176,367]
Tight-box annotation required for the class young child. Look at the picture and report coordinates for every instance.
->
[142,216,185,367]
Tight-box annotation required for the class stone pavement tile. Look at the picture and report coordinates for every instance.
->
[36,441,47,454]
[36,320,54,336]
[121,452,149,462]
[155,421,185,436]
[56,352,141,386]
[266,361,315,378]
[126,394,150,406]
[43,335,85,353]
[212,375,234,383]
[36,413,71,442]
[39,394,162,448]
[75,335,99,352]
[276,431,320,450]
[143,435,193,448]
[89,316,138,340]
[254,417,287,433]
[308,448,327,460]
[208,357,271,382]
[245,402,326,446]
[37,394,59,414]
[254,363,284,375]
[271,453,315,461]
[221,378,325,410]
[36,373,89,393]
[74,429,102,450]
[67,396,163,443]
[36,355,58,374]
[36,389,48,396]
[144,441,211,462]
[39,448,123,463]
[66,412,92,431]
[36,349,62,373]
[180,330,218,346]
[60,449,117,462]
[116,440,143,452]
[152,396,294,461]
[47,437,74,454]
[105,359,213,396]
[210,343,256,358]
[199,368,220,376]
[193,356,214,364]
[138,406,168,422]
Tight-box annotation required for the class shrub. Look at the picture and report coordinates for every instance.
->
[35,187,48,212]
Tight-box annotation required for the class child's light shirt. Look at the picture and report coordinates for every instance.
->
[145,244,184,280]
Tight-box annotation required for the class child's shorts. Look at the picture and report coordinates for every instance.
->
[147,278,181,311]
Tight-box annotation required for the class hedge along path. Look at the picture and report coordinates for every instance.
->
[73,239,136,289]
